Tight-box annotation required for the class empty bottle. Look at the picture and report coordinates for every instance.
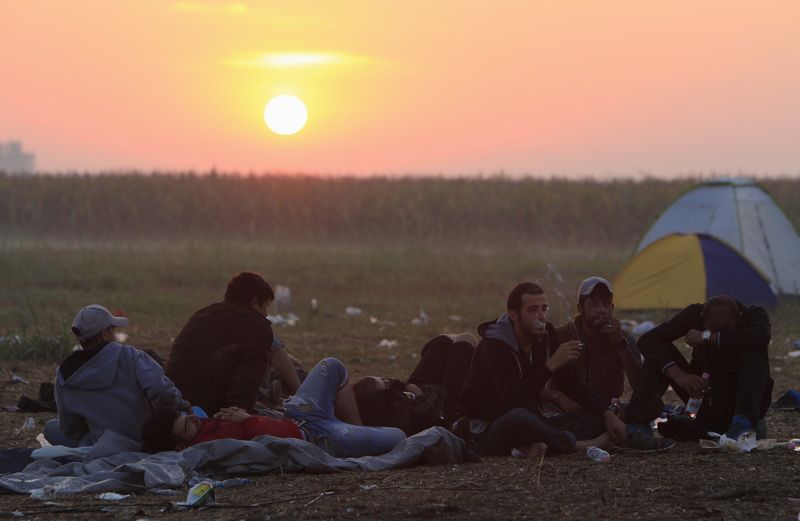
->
[586,446,610,463]
[684,372,710,419]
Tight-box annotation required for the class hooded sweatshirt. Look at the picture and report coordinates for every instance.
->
[461,314,609,422]
[55,342,187,446]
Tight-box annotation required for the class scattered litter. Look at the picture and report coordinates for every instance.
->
[789,351,800,359]
[10,511,23,518]
[411,310,429,326]
[149,488,183,496]
[410,353,418,359]
[345,306,363,316]
[793,339,800,350]
[10,374,30,385]
[377,339,398,349]
[633,321,656,337]
[788,438,800,451]
[448,315,462,322]
[699,431,758,452]
[97,492,130,501]
[510,448,525,458]
[179,480,215,507]
[310,297,318,311]
[286,313,300,326]
[114,332,129,343]
[15,417,35,434]
[267,314,298,327]
[30,486,56,501]
[274,285,292,313]
[188,477,252,488]
[359,484,378,490]
[1,405,19,412]
[387,354,397,361]
[369,316,379,324]
[586,446,611,462]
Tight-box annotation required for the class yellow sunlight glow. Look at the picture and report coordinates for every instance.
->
[227,52,371,69]
[264,95,308,136]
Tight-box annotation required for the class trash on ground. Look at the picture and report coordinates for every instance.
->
[30,486,56,501]
[97,492,130,501]
[586,446,611,462]
[789,351,800,359]
[188,477,252,488]
[274,285,292,312]
[345,306,363,316]
[700,431,758,452]
[180,480,215,507]
[114,332,129,343]
[359,484,378,490]
[15,417,35,434]
[369,316,379,324]
[411,310,429,326]
[10,374,30,385]
[448,315,462,322]
[377,339,398,349]
[788,438,800,451]
[793,339,800,350]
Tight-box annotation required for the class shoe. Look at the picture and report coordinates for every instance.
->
[615,430,676,452]
[724,414,753,440]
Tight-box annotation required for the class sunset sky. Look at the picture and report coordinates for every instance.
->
[2,1,799,177]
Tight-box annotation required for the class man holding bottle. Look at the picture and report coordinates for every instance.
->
[621,295,773,450]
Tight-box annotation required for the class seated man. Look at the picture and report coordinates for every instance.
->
[165,272,301,415]
[460,282,626,458]
[622,295,773,449]
[550,277,642,411]
[144,358,407,457]
[46,305,189,447]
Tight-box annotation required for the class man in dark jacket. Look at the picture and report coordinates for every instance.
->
[623,295,773,449]
[166,272,300,415]
[461,282,627,458]
[551,277,642,410]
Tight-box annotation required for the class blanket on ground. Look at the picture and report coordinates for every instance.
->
[0,426,476,495]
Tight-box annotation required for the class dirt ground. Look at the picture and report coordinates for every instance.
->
[1,359,799,521]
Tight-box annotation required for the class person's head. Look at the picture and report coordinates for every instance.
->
[71,304,128,348]
[141,407,201,453]
[223,272,274,315]
[507,282,548,338]
[576,277,615,330]
[702,295,740,332]
[352,376,414,432]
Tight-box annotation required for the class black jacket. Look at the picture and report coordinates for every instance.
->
[461,314,609,422]
[638,301,771,374]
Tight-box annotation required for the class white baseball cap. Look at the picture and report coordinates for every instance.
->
[578,277,613,300]
[71,305,128,341]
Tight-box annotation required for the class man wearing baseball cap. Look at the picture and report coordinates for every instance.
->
[44,305,189,447]
[548,277,643,413]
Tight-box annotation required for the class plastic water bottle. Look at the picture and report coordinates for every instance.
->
[684,372,710,419]
[586,446,610,463]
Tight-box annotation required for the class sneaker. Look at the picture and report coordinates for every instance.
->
[615,430,676,452]
[724,414,753,440]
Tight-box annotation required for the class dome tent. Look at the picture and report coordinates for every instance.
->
[613,233,778,310]
[635,178,800,297]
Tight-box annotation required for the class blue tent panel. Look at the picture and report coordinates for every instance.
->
[699,235,778,307]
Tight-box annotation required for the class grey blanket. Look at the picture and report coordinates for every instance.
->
[0,427,476,495]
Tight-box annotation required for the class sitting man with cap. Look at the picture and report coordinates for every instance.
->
[44,304,189,447]
[548,277,642,415]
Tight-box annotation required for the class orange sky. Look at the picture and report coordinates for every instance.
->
[2,1,799,177]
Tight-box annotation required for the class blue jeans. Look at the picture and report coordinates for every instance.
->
[284,358,406,458]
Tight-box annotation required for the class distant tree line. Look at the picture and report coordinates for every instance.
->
[0,173,797,248]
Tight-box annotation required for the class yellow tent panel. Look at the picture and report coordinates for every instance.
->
[614,235,706,310]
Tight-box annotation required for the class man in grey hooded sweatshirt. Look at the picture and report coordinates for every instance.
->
[44,305,189,447]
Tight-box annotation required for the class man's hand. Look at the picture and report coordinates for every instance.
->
[600,318,626,345]
[545,340,583,372]
[665,366,708,398]
[685,329,705,347]
[214,407,251,423]
[604,410,626,443]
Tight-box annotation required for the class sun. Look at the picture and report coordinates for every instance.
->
[263,95,307,136]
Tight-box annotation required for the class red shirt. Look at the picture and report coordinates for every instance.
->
[179,416,303,450]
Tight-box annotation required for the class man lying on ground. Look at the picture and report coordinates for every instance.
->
[459,282,627,459]
[347,332,478,436]
[622,295,773,450]
[45,305,189,447]
[548,277,642,415]
[165,272,301,416]
[144,357,406,457]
